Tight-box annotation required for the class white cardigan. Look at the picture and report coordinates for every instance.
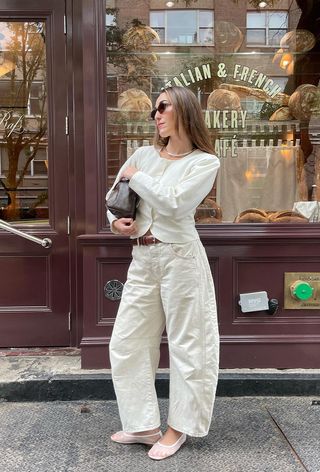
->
[106,145,220,243]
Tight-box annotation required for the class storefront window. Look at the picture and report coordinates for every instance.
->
[0,21,47,222]
[105,1,320,225]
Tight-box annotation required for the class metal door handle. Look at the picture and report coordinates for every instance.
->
[0,219,52,248]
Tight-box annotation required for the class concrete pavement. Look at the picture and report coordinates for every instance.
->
[0,397,320,471]
[1,354,320,471]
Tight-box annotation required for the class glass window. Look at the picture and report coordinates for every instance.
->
[167,11,197,44]
[105,2,320,226]
[150,11,165,43]
[150,10,214,45]
[0,21,48,222]
[247,12,266,29]
[247,30,266,45]
[247,11,288,46]
[268,11,287,28]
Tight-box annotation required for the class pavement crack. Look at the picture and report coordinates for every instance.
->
[265,407,309,472]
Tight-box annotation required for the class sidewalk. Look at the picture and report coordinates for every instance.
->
[1,352,320,471]
[0,397,319,471]
[1,352,320,401]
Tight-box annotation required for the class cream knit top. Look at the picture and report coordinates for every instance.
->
[106,145,220,243]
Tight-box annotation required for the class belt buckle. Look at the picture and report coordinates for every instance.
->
[148,235,156,245]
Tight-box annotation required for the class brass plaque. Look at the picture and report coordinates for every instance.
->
[284,272,320,309]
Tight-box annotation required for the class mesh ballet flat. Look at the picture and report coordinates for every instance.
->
[148,433,187,460]
[111,430,162,445]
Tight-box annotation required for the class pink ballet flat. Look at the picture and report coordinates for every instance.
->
[111,430,162,445]
[148,433,187,460]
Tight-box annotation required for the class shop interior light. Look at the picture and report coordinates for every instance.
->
[280,52,293,69]
[259,1,268,7]
[166,1,174,7]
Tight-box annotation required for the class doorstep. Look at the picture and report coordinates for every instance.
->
[1,353,320,401]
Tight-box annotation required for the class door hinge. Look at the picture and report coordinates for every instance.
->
[65,116,69,135]
[64,15,67,34]
[68,312,71,331]
[67,216,71,235]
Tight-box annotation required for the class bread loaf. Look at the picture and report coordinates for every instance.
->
[268,210,308,223]
[234,208,308,223]
[269,107,294,121]
[123,24,160,49]
[234,208,269,223]
[214,21,243,52]
[118,88,152,120]
[219,84,289,106]
[288,84,320,121]
[195,197,223,221]
[280,29,316,53]
[207,89,241,111]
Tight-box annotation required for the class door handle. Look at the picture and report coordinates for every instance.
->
[0,219,52,248]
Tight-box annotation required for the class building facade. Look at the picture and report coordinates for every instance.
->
[0,0,319,368]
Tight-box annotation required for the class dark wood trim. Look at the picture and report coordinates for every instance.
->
[82,0,106,233]
[78,224,320,245]
[222,335,320,343]
[66,0,86,346]
[221,342,320,368]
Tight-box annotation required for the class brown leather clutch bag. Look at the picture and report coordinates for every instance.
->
[106,178,140,219]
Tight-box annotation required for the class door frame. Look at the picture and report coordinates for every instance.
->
[0,0,85,347]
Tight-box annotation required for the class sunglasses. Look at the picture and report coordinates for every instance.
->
[150,101,171,120]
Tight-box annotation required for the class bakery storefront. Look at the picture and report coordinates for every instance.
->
[0,0,319,368]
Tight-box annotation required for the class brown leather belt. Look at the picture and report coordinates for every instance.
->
[133,235,161,246]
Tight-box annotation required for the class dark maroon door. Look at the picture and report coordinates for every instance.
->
[0,0,70,346]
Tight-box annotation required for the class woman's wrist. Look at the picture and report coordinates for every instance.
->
[111,220,120,233]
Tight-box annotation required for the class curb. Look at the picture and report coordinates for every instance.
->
[1,372,320,402]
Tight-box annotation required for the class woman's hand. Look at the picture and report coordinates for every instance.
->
[112,218,138,236]
[121,166,138,180]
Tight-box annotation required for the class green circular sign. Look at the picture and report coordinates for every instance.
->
[292,281,313,301]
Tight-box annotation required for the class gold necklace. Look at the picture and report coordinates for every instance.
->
[164,146,195,157]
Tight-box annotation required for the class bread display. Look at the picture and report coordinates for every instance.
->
[195,197,222,223]
[207,89,241,111]
[234,208,308,223]
[118,88,152,120]
[219,84,289,106]
[288,84,320,121]
[280,29,316,53]
[269,106,294,121]
[214,21,243,52]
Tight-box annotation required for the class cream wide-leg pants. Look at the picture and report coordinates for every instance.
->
[109,239,219,437]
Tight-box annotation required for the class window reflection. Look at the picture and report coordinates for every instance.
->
[246,11,288,46]
[0,22,47,222]
[105,1,320,225]
[150,10,214,45]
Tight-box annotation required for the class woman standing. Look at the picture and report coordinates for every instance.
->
[106,86,220,460]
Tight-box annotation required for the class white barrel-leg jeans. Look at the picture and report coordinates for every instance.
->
[109,239,220,437]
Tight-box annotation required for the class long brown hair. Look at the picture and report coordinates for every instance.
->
[153,86,215,154]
